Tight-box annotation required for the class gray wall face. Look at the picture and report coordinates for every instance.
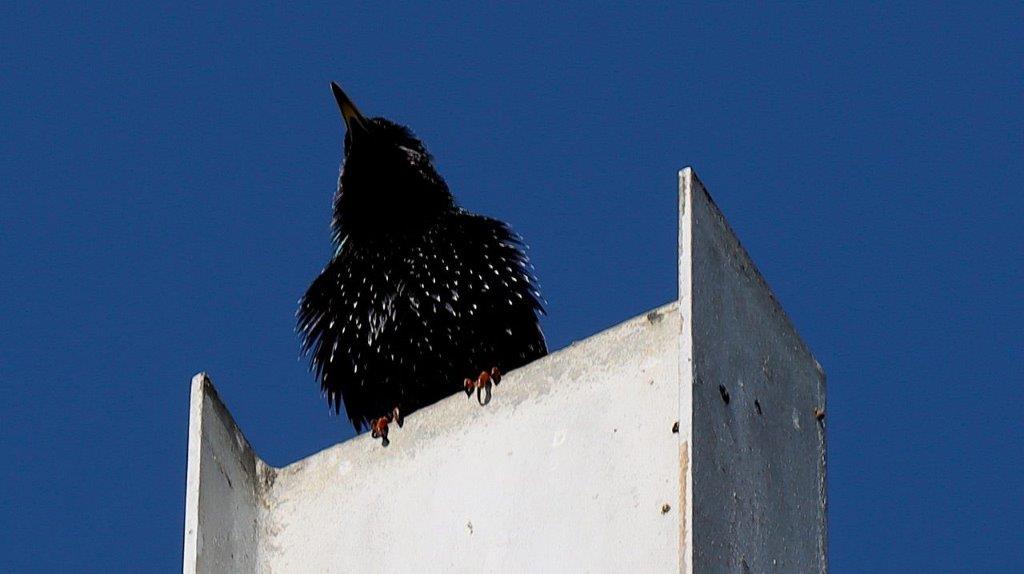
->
[686,172,827,573]
[182,168,826,573]
[262,307,682,572]
[185,308,683,573]
[183,376,262,573]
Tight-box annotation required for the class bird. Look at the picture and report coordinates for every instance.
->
[298,83,547,446]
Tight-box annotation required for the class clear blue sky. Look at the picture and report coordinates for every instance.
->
[2,2,1021,572]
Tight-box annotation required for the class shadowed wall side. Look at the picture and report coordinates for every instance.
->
[682,169,827,573]
[183,374,262,574]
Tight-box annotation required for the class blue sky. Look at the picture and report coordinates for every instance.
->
[2,2,1021,571]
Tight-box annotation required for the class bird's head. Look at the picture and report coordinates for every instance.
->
[330,82,454,243]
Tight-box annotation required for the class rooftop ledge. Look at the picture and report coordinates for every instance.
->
[183,168,827,574]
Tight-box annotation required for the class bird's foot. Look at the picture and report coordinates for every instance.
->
[464,367,502,405]
[370,406,403,447]
[370,416,390,447]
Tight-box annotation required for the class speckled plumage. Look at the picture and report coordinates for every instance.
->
[298,84,546,433]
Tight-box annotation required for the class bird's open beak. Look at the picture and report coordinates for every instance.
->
[331,82,368,133]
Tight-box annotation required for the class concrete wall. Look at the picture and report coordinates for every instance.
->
[183,374,265,573]
[183,168,826,573]
[680,169,827,573]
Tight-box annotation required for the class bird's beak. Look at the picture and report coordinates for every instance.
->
[331,82,368,133]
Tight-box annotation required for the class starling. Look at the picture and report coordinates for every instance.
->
[298,83,547,446]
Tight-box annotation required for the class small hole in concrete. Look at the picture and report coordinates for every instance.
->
[754,399,762,415]
[671,421,679,433]
[661,503,671,514]
[718,384,730,405]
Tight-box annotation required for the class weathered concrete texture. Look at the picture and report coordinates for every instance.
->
[264,306,682,572]
[182,167,826,573]
[184,307,682,573]
[680,168,827,573]
[184,373,267,573]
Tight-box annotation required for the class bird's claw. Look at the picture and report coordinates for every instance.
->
[464,367,502,405]
[370,416,390,447]
[371,406,403,447]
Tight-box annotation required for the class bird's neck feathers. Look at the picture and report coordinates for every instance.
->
[331,151,455,244]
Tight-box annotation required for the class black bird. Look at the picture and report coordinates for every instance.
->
[298,83,547,445]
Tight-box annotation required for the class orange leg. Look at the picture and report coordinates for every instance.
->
[370,416,390,447]
[464,367,502,405]
[370,406,404,447]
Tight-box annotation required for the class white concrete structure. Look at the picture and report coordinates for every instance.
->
[183,168,826,573]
